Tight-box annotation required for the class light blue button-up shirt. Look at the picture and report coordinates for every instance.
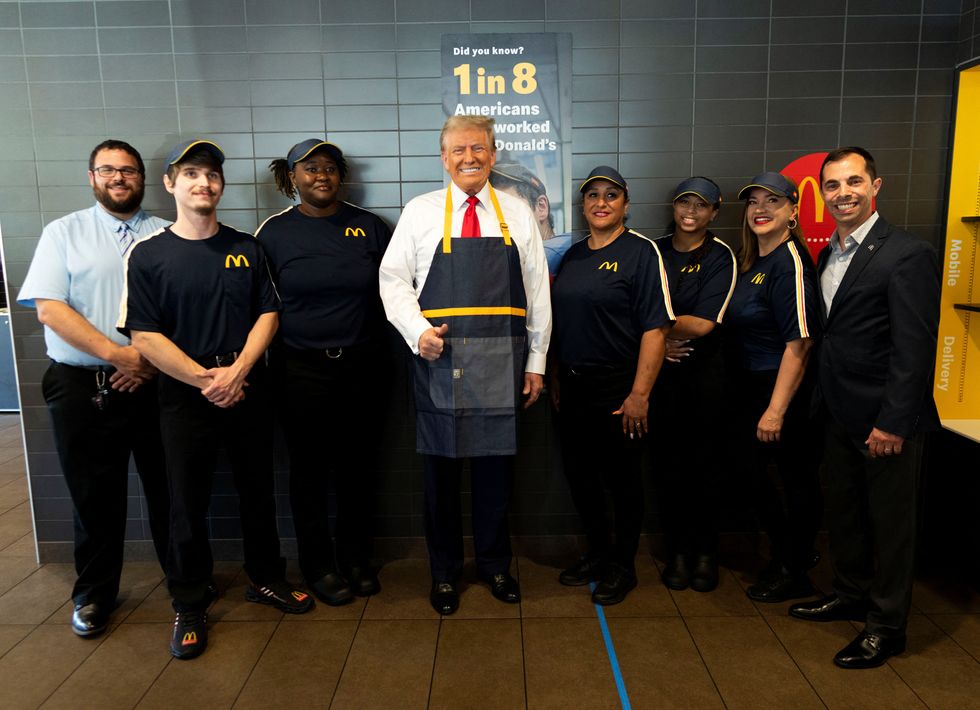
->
[18,203,170,366]
[820,211,879,315]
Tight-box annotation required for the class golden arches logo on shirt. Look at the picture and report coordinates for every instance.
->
[598,261,618,272]
[750,272,766,285]
[344,227,366,237]
[680,263,701,274]
[225,254,250,269]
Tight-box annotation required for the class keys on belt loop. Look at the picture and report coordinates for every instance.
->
[92,368,109,412]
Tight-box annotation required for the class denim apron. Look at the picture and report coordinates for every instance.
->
[413,186,528,458]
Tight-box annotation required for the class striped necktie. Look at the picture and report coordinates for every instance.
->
[117,222,134,255]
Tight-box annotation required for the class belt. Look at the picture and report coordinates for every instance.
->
[281,342,373,362]
[195,351,239,368]
[52,361,116,374]
[560,362,633,378]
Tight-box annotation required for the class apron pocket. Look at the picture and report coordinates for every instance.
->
[451,336,523,411]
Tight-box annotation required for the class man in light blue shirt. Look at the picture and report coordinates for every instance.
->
[18,139,171,638]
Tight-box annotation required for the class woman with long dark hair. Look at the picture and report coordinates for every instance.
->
[256,139,392,605]
[727,172,822,603]
[652,177,737,592]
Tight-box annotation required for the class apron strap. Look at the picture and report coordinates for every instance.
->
[442,185,512,254]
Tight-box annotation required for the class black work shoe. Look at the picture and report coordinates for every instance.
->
[559,556,605,587]
[346,566,381,597]
[170,609,208,659]
[430,581,459,615]
[746,568,814,603]
[310,572,354,606]
[592,563,637,606]
[246,580,315,614]
[689,554,718,593]
[834,631,906,669]
[483,572,521,603]
[789,594,867,622]
[661,554,691,590]
[71,602,109,638]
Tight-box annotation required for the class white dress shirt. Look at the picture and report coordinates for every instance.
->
[379,180,551,374]
[820,211,879,315]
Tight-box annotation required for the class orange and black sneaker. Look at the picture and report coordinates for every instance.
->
[245,580,314,614]
[170,609,207,660]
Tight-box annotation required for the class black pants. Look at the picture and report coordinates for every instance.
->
[652,355,727,558]
[42,362,169,607]
[824,415,921,638]
[423,454,514,582]
[737,369,822,573]
[157,364,284,612]
[272,343,386,583]
[558,365,645,571]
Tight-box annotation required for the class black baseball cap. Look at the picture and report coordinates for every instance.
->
[492,162,546,194]
[673,177,722,205]
[579,166,627,192]
[164,139,224,169]
[737,172,799,203]
[287,138,344,170]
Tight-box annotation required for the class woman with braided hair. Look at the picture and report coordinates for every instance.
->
[652,177,738,592]
[256,138,393,606]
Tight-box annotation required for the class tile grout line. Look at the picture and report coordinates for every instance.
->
[327,589,369,709]
[517,556,528,710]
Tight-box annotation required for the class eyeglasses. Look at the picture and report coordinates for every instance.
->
[92,165,142,179]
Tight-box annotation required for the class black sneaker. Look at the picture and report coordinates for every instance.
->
[559,555,605,587]
[170,610,208,660]
[245,580,315,614]
[591,563,637,606]
[746,568,814,603]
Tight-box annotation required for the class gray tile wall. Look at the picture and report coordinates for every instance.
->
[0,0,965,560]
[961,0,979,64]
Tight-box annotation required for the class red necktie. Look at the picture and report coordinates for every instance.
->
[461,196,481,238]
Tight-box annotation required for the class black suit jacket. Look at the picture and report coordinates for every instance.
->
[814,215,941,442]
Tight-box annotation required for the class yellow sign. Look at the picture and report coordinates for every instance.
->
[599,261,618,272]
[225,254,250,268]
[344,227,366,237]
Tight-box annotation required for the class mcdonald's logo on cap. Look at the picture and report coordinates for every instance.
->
[225,254,250,268]
[599,261,618,272]
[345,227,366,237]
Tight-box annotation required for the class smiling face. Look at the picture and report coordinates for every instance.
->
[744,187,798,240]
[582,179,627,233]
[820,153,881,238]
[291,151,342,213]
[88,148,145,217]
[164,162,223,217]
[441,126,496,196]
[672,193,718,237]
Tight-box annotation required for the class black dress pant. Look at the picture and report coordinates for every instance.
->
[652,352,727,558]
[824,415,921,638]
[737,369,822,573]
[272,343,386,583]
[558,365,645,571]
[423,454,514,582]
[42,362,169,607]
[157,364,284,612]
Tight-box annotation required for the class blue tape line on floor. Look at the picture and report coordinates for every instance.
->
[590,582,632,709]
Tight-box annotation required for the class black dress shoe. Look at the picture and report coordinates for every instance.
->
[310,572,354,606]
[689,554,718,593]
[347,566,381,597]
[484,572,521,603]
[746,568,813,603]
[661,554,691,590]
[834,631,906,669]
[789,594,867,622]
[71,602,109,638]
[559,556,605,587]
[592,563,637,606]
[430,581,459,615]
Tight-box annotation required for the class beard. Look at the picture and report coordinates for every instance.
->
[94,181,144,214]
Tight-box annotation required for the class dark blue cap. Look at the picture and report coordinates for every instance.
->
[673,177,722,205]
[287,138,343,170]
[164,139,224,170]
[579,165,627,192]
[738,172,799,203]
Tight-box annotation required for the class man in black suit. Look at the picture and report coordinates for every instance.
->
[789,147,940,669]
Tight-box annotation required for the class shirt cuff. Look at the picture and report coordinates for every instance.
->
[525,351,546,375]
[407,316,433,356]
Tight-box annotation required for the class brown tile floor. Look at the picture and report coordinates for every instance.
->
[0,413,979,709]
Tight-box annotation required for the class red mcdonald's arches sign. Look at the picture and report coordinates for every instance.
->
[780,152,831,263]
